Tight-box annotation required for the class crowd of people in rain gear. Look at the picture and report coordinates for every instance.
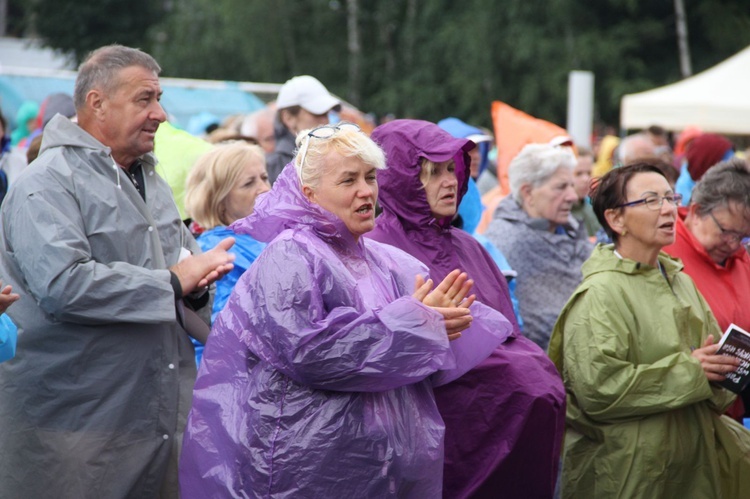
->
[2,43,750,498]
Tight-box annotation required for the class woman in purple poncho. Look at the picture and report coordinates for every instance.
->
[367,119,566,499]
[179,123,513,497]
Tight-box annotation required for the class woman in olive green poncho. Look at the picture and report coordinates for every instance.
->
[549,163,750,499]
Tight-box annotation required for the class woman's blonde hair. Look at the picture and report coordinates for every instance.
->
[185,142,266,229]
[293,126,386,188]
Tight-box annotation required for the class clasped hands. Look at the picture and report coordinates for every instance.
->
[169,237,236,296]
[413,269,475,341]
[690,334,741,382]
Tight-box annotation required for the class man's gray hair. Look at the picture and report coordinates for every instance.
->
[691,157,750,216]
[74,45,161,110]
[509,143,577,202]
[617,132,655,166]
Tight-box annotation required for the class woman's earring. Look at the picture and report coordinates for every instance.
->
[621,228,628,237]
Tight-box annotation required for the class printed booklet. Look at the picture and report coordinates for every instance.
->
[716,323,750,394]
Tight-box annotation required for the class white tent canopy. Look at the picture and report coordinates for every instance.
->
[620,45,750,135]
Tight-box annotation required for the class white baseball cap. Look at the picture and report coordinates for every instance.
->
[276,75,341,115]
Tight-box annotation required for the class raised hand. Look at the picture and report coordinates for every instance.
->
[170,237,236,295]
[416,269,476,309]
[691,334,741,382]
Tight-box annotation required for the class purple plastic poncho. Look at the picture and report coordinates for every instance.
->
[179,162,512,498]
[368,120,566,499]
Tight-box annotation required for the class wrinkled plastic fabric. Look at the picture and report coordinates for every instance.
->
[0,314,16,362]
[369,119,566,498]
[179,163,510,498]
[192,227,265,365]
[196,228,266,324]
[0,115,198,498]
[549,245,750,498]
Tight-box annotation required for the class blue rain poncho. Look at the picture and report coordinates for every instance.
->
[179,163,512,497]
[0,314,16,363]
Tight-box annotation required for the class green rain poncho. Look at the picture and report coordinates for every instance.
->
[549,244,750,499]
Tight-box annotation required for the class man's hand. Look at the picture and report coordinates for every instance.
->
[0,282,19,315]
[169,237,236,295]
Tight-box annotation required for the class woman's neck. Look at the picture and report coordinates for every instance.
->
[614,240,661,267]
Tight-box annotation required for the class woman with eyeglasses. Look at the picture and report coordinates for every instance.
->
[548,162,750,498]
[664,157,750,420]
[484,143,594,350]
[179,123,512,497]
[367,120,565,499]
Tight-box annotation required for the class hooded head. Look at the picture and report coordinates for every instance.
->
[10,101,40,146]
[371,119,474,230]
[41,93,76,129]
[437,117,492,178]
[685,133,734,182]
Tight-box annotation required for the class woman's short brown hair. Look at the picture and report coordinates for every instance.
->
[591,162,667,243]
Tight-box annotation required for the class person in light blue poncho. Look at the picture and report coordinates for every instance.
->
[0,281,19,363]
[184,141,270,364]
[437,117,492,235]
[438,117,524,329]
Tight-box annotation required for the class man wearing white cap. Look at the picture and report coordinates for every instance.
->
[266,75,341,184]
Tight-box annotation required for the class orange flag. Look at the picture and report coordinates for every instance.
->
[476,102,569,234]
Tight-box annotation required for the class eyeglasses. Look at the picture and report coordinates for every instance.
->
[708,211,749,244]
[297,122,361,168]
[615,193,683,211]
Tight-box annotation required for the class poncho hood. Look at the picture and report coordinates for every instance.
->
[583,243,684,279]
[437,116,491,176]
[369,119,519,332]
[39,114,158,169]
[231,161,360,249]
[494,192,583,233]
[371,119,474,231]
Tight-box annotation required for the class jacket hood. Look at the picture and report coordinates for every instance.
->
[437,117,491,175]
[231,162,358,248]
[39,114,158,169]
[10,101,39,145]
[371,119,474,230]
[494,191,583,233]
[582,244,683,280]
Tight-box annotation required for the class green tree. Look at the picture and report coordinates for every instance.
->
[27,0,168,63]
[22,0,748,130]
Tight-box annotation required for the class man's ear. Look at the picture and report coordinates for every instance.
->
[86,89,105,118]
[604,208,625,236]
[302,185,315,203]
[686,203,700,218]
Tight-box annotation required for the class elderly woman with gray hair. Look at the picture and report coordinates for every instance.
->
[664,157,750,417]
[485,143,594,350]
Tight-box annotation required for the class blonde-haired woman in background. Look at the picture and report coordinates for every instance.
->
[184,141,270,363]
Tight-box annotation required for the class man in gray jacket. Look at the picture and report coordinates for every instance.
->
[0,45,235,498]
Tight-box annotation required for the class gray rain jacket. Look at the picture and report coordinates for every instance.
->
[0,115,200,498]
